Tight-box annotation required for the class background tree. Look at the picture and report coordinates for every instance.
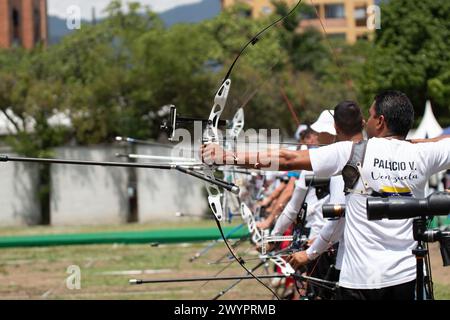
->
[0,48,70,224]
[357,0,450,125]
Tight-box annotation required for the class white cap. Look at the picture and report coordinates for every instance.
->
[310,110,336,135]
[294,124,308,141]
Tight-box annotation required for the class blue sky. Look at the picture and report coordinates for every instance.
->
[48,0,203,20]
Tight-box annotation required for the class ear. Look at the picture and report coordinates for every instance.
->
[377,114,385,130]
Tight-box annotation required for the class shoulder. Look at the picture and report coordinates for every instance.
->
[311,141,353,154]
[309,142,354,176]
[309,141,354,165]
[414,137,450,158]
[416,137,450,148]
[367,137,414,148]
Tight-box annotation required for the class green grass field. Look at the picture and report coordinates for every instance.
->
[0,220,448,300]
[0,220,271,300]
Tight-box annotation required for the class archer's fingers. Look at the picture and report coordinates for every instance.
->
[285,255,292,264]
[201,144,215,165]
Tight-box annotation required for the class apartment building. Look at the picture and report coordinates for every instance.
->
[221,0,377,43]
[0,0,48,49]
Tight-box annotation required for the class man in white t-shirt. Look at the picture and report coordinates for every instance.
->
[202,90,450,299]
[270,109,337,242]
[286,101,365,276]
[270,101,364,299]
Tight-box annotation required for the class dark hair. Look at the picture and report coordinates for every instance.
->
[374,90,414,137]
[334,100,364,136]
[299,126,316,142]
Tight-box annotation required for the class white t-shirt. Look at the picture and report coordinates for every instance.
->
[271,171,327,239]
[271,178,307,237]
[298,171,328,239]
[309,137,450,289]
[306,176,346,269]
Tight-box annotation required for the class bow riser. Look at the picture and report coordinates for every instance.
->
[204,79,233,221]
[204,80,231,144]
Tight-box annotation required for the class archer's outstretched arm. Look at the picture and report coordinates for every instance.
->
[277,148,313,171]
[409,135,450,143]
[201,144,313,171]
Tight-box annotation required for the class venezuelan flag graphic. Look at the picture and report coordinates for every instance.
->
[379,186,413,197]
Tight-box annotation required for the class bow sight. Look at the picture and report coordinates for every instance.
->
[160,105,228,141]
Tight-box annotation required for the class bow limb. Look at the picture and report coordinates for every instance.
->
[204,80,231,144]
[269,256,296,276]
[206,181,224,221]
[241,202,296,277]
[228,107,244,140]
[204,79,231,221]
[222,107,245,222]
[240,202,263,245]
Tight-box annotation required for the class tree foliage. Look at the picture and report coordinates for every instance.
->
[357,0,450,123]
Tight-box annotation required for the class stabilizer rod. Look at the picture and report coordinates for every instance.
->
[0,155,239,194]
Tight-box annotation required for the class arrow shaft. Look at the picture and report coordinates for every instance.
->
[212,260,267,300]
[130,274,286,284]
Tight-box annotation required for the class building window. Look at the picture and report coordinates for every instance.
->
[12,9,20,26]
[34,7,41,44]
[12,8,21,45]
[354,6,366,27]
[325,4,345,19]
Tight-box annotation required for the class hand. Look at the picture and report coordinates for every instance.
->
[201,144,234,165]
[256,241,276,253]
[285,251,309,270]
[256,220,271,230]
[264,205,273,214]
[257,197,271,208]
[307,237,316,247]
[260,242,276,253]
[260,197,272,207]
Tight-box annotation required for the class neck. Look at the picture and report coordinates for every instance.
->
[379,132,405,140]
[337,132,363,143]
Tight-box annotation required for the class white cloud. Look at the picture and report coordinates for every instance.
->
[48,0,203,20]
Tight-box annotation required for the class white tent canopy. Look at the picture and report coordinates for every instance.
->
[407,100,443,139]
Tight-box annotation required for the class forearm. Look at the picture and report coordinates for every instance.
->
[262,211,277,227]
[271,183,308,236]
[231,148,312,171]
[306,218,345,256]
[265,199,276,213]
[318,218,345,244]
[271,211,295,236]
[275,178,295,210]
[268,181,287,200]
[409,135,450,143]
